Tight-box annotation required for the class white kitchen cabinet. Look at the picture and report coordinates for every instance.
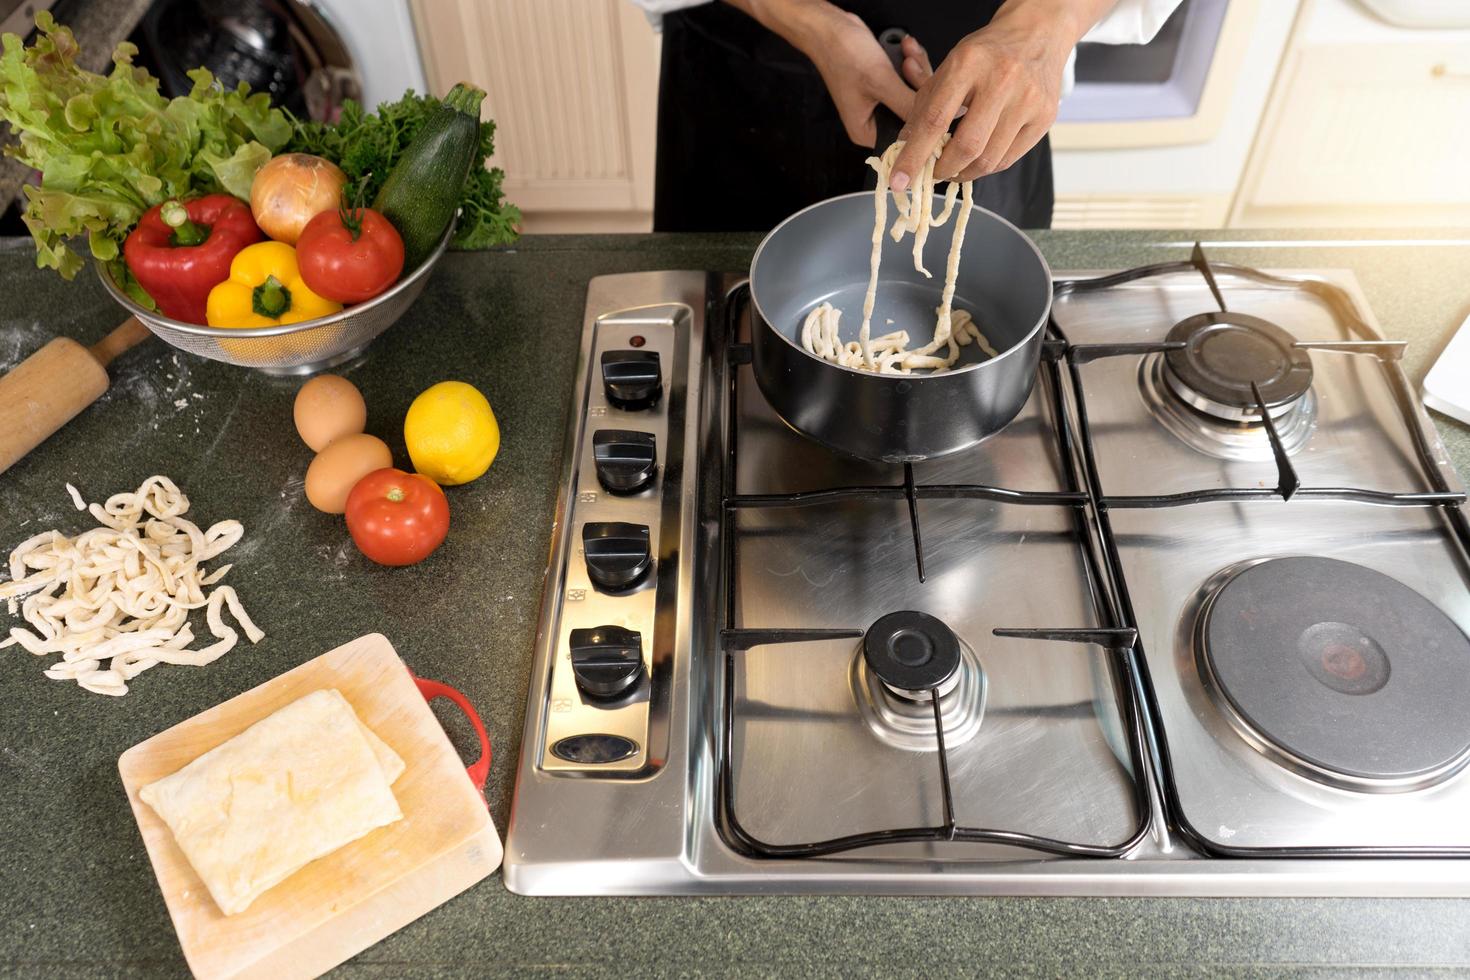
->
[410,0,660,232]
[1052,193,1233,229]
[1232,38,1470,226]
[1048,0,1301,230]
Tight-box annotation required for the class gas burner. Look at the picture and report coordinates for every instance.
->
[1162,312,1314,422]
[863,611,960,699]
[1193,557,1470,793]
[852,611,986,751]
[1139,356,1316,462]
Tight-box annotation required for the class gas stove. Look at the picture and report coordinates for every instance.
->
[504,251,1470,894]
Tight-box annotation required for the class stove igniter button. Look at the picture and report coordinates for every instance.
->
[601,350,662,410]
[593,429,657,494]
[569,625,646,702]
[551,733,639,764]
[582,522,652,591]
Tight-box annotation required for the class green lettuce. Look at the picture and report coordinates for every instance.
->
[0,13,290,279]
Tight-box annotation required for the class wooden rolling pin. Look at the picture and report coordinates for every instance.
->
[0,317,152,475]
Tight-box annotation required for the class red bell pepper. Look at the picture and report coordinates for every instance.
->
[123,194,263,324]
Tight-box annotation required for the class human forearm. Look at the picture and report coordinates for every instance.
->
[988,0,1122,51]
[720,0,924,146]
[723,0,1120,56]
[889,0,1122,188]
[720,0,846,60]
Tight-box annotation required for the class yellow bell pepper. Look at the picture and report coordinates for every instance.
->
[205,241,342,327]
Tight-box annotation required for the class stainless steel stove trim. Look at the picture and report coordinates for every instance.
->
[507,274,712,887]
[536,302,691,774]
[505,268,1470,896]
[505,856,1470,898]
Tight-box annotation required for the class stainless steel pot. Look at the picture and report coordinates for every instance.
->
[749,191,1053,462]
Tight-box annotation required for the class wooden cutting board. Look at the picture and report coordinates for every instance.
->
[119,633,501,980]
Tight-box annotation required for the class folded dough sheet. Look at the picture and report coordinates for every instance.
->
[140,688,405,915]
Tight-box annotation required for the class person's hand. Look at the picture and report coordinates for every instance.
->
[899,34,935,90]
[889,4,1085,192]
[801,7,925,147]
[723,0,931,148]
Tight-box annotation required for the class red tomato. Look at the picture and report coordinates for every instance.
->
[345,468,449,566]
[296,207,406,304]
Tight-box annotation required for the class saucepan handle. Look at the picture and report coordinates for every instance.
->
[868,103,906,191]
[875,105,905,160]
[413,674,492,798]
[867,26,909,188]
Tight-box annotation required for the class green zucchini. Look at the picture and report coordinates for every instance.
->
[374,83,485,269]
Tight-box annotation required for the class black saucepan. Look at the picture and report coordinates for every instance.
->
[748,191,1053,462]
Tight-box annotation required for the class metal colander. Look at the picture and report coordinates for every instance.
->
[96,220,454,375]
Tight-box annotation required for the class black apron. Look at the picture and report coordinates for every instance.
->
[653,1,1054,233]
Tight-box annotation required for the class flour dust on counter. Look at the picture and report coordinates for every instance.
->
[224,471,309,568]
[102,348,197,417]
[0,320,54,373]
[87,347,216,462]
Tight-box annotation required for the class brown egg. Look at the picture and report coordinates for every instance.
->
[294,375,367,452]
[305,434,393,514]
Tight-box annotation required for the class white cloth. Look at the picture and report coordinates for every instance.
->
[631,0,1186,93]
[1079,0,1183,44]
[1065,0,1185,91]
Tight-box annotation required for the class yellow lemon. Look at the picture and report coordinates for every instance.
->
[404,381,500,485]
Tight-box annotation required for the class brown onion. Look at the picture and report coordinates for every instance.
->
[249,153,348,245]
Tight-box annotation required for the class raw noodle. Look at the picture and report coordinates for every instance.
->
[805,137,994,375]
[0,476,263,696]
[801,303,996,374]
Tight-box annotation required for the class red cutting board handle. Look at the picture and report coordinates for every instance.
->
[412,675,491,797]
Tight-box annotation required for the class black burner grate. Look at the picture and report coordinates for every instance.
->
[1057,244,1470,858]
[715,245,1470,861]
[716,281,1152,861]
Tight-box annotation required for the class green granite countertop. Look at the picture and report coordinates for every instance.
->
[3,230,1470,978]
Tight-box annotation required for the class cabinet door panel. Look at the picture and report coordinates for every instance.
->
[411,0,659,226]
[1235,43,1470,225]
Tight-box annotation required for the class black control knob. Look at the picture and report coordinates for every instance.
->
[569,625,645,702]
[582,522,652,591]
[593,429,657,494]
[601,350,662,410]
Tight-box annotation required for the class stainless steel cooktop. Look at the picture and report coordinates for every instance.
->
[505,255,1470,894]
